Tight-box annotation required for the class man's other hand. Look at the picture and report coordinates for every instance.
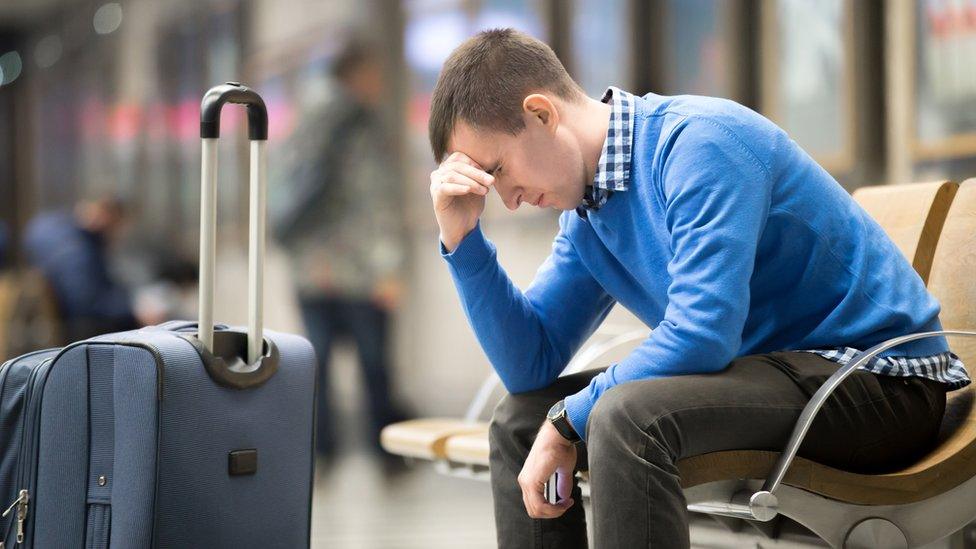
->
[517,421,577,519]
[430,151,494,252]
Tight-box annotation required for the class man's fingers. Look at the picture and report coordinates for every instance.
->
[432,172,489,196]
[441,171,490,193]
[521,491,533,518]
[444,161,494,187]
[446,151,484,170]
[523,486,573,519]
[557,468,574,502]
[524,487,546,518]
[435,182,484,197]
[519,476,571,519]
[517,475,544,518]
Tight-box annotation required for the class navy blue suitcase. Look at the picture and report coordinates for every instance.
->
[0,84,316,548]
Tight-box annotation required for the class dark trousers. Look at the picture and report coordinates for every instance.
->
[489,351,947,548]
[299,295,401,458]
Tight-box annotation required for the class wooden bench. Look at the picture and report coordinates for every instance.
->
[676,179,976,547]
[381,179,973,547]
[379,418,488,462]
[851,180,957,283]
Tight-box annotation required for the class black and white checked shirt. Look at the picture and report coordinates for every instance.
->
[576,87,631,218]
[578,86,970,389]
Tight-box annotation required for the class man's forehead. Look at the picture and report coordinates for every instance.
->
[447,122,503,166]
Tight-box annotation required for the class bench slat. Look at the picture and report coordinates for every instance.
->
[444,428,491,467]
[380,418,487,461]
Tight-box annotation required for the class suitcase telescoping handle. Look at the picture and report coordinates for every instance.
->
[198,82,268,365]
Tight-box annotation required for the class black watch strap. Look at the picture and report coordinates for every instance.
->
[547,400,581,443]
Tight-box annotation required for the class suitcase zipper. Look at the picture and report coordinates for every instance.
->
[6,340,166,546]
[1,490,27,544]
[1,338,169,546]
[8,355,55,547]
[0,349,58,547]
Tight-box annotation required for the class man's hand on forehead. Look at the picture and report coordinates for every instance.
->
[448,151,486,170]
[447,150,500,176]
[434,152,495,197]
[429,150,494,252]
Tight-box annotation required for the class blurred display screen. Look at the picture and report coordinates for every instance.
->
[661,0,733,98]
[571,0,631,96]
[770,0,849,164]
[915,0,976,148]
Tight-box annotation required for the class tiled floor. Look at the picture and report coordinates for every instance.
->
[307,450,831,548]
[307,452,968,548]
[310,454,497,548]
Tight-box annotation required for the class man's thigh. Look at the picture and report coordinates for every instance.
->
[585,351,945,472]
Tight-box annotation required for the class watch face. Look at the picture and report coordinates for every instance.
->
[547,400,580,442]
[548,400,566,420]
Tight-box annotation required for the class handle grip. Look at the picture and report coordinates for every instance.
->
[200,81,269,140]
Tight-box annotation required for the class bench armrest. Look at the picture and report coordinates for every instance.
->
[764,330,976,493]
[732,329,976,522]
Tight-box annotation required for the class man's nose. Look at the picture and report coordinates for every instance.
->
[502,189,521,211]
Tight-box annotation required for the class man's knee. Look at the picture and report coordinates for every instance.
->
[588,383,643,440]
[587,381,683,462]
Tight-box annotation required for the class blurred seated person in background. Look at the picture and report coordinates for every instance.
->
[274,36,410,472]
[132,252,200,325]
[23,196,160,341]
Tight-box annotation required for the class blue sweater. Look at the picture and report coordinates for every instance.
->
[441,93,948,440]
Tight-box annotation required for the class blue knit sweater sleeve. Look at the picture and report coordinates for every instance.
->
[564,117,773,440]
[441,218,616,394]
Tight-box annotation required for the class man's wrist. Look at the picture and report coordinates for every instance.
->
[539,420,574,448]
[439,232,464,253]
[546,400,582,444]
[439,225,476,253]
[439,222,495,278]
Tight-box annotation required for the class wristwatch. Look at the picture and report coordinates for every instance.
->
[547,400,581,443]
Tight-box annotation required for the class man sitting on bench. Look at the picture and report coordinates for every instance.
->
[426,29,969,548]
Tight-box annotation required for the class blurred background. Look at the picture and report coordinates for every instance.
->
[1,0,975,547]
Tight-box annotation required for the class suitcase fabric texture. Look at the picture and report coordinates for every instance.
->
[0,83,316,548]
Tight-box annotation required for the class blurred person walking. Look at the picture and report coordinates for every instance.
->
[275,38,409,471]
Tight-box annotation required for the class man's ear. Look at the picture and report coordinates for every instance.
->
[523,94,559,134]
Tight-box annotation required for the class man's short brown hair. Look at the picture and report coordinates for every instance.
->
[428,28,584,162]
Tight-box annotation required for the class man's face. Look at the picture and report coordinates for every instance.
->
[77,200,127,242]
[448,110,586,211]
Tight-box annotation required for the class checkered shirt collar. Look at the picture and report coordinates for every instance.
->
[577,86,634,219]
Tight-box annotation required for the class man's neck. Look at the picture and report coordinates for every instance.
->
[576,96,612,188]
